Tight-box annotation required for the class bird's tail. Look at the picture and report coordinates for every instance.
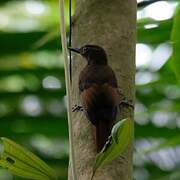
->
[96,120,113,152]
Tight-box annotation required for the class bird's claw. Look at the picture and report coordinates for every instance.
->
[119,99,134,109]
[72,105,83,112]
[119,155,128,164]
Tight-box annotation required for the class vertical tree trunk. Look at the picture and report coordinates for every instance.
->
[70,0,136,179]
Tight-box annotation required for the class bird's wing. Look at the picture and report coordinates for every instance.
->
[80,83,118,124]
[81,83,118,107]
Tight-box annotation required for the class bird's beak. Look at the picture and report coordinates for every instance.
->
[68,47,81,54]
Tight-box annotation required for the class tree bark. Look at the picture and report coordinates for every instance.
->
[69,0,136,179]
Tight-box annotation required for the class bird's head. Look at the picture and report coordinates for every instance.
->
[68,45,108,65]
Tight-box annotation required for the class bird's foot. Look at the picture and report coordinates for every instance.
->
[119,99,134,109]
[119,155,128,164]
[72,104,83,112]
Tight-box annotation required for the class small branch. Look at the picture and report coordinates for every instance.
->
[59,1,77,180]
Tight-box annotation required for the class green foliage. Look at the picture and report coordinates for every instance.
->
[92,118,133,179]
[143,135,180,154]
[171,4,180,84]
[0,137,57,180]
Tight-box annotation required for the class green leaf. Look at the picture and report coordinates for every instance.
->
[171,3,180,84]
[137,18,172,44]
[92,118,133,179]
[155,170,180,180]
[0,137,57,180]
[144,135,180,154]
[32,29,59,49]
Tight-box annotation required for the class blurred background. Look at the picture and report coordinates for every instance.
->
[0,0,179,179]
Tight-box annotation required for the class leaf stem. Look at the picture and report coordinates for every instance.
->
[59,1,77,180]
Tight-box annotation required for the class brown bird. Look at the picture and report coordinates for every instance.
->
[69,45,119,152]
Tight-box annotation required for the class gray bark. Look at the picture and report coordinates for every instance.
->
[69,0,136,179]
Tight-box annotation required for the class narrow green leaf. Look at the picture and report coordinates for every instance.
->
[171,3,180,84]
[111,119,127,144]
[32,29,59,49]
[144,135,180,154]
[92,118,133,179]
[0,137,57,180]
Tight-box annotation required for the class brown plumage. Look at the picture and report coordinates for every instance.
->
[69,45,118,152]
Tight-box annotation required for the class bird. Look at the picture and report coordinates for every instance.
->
[69,45,119,152]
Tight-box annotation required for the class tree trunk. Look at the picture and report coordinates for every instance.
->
[69,0,136,179]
